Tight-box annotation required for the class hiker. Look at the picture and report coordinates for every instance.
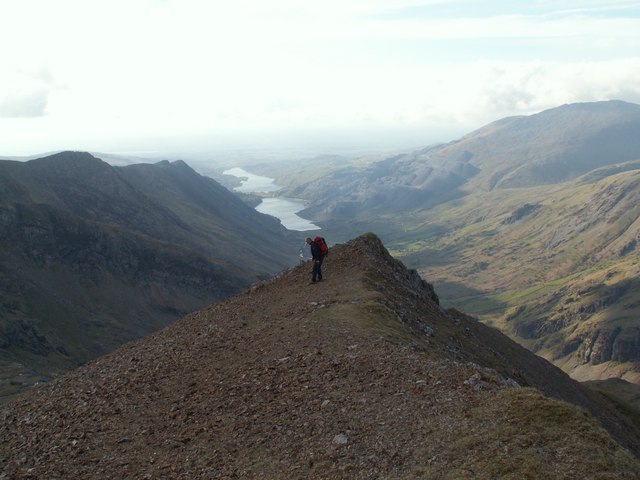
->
[306,237,324,283]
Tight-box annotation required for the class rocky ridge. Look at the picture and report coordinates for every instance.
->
[1,234,639,479]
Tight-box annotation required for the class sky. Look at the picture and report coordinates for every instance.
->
[1,0,640,158]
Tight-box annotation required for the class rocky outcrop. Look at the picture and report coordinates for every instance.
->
[502,203,541,224]
[577,327,640,365]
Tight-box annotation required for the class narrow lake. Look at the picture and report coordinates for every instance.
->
[223,168,320,232]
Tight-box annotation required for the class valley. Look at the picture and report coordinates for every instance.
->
[1,100,639,401]
[3,1,640,475]
[395,166,640,382]
[2,100,640,477]
[222,167,320,231]
[272,100,640,383]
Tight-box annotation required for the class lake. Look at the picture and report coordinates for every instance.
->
[223,168,320,232]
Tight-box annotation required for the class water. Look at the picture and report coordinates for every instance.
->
[223,168,320,231]
[222,167,281,194]
[255,198,320,231]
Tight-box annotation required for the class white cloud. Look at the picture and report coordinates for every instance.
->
[472,58,640,118]
[0,87,49,118]
[0,66,54,118]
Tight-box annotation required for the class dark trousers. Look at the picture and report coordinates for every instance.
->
[312,258,323,282]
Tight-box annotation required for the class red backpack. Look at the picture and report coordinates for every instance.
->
[314,236,329,256]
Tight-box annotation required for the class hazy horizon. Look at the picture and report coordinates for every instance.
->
[0,123,466,166]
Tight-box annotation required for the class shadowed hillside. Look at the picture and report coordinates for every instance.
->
[0,152,299,399]
[2,234,639,479]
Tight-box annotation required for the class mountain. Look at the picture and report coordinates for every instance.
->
[0,152,299,399]
[397,164,640,381]
[292,100,640,223]
[437,99,640,190]
[1,234,639,478]
[279,101,640,382]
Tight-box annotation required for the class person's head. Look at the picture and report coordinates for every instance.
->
[305,237,312,244]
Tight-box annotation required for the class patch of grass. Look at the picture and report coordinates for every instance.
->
[438,388,640,478]
[308,301,421,347]
[585,379,640,429]
[449,294,507,315]
[491,277,572,307]
[600,391,640,430]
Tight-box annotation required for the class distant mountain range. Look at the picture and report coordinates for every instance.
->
[0,152,299,398]
[2,234,639,477]
[286,100,640,382]
[294,100,640,221]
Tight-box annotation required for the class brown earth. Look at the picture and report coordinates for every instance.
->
[1,234,640,479]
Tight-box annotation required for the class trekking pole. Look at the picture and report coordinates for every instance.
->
[298,242,307,265]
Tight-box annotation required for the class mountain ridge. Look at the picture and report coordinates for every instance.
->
[0,152,299,399]
[293,100,640,222]
[2,234,639,478]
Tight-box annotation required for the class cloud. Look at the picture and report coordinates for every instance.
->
[0,64,58,118]
[1,0,640,155]
[472,58,640,117]
[0,84,49,119]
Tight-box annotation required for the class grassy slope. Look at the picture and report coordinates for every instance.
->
[390,166,640,381]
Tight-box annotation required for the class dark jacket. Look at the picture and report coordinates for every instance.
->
[310,241,323,261]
